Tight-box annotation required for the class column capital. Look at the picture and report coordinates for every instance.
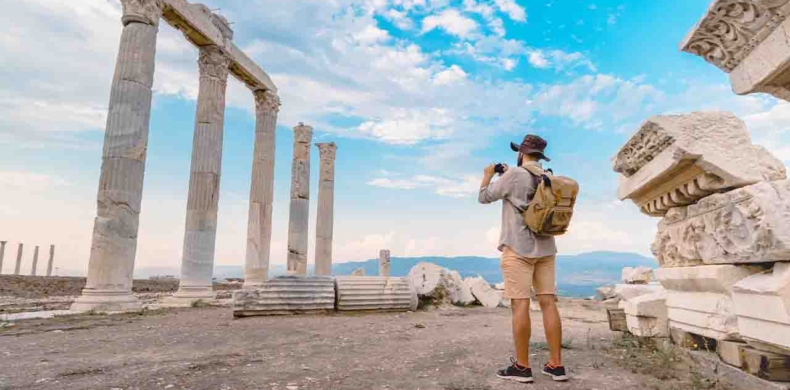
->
[253,89,281,114]
[293,123,314,143]
[316,142,337,162]
[120,0,162,27]
[198,46,231,82]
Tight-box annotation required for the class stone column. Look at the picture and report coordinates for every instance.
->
[71,0,161,312]
[46,245,55,277]
[14,243,22,275]
[286,124,313,275]
[314,142,337,276]
[170,45,231,303]
[30,246,39,276]
[243,90,280,287]
[379,249,391,277]
[0,241,6,275]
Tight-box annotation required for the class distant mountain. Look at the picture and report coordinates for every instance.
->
[134,251,657,297]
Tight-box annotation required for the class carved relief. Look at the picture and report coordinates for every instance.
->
[120,0,162,26]
[198,46,230,82]
[613,122,675,177]
[316,142,337,182]
[253,90,281,114]
[652,180,790,267]
[681,0,790,72]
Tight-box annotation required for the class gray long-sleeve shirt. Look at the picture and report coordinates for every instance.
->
[478,161,557,258]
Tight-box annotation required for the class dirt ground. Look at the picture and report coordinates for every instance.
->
[0,298,746,390]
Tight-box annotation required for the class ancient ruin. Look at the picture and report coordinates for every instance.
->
[314,143,337,276]
[682,0,790,101]
[30,246,39,276]
[335,276,418,312]
[72,0,279,311]
[233,276,336,317]
[46,245,55,277]
[379,249,391,277]
[0,241,6,274]
[14,243,22,275]
[286,124,313,276]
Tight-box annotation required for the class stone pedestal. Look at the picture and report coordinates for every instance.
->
[733,262,790,354]
[335,276,417,312]
[71,0,161,313]
[0,241,6,274]
[621,291,668,337]
[243,90,280,287]
[169,45,230,305]
[314,142,337,276]
[656,265,763,340]
[46,245,55,277]
[286,124,313,275]
[30,246,39,276]
[233,276,335,317]
[379,249,391,277]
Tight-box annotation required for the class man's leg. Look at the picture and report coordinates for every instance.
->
[511,298,531,367]
[538,294,562,366]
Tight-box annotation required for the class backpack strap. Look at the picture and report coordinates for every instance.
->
[522,165,552,188]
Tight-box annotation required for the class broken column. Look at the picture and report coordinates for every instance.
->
[0,241,6,274]
[14,243,22,275]
[170,43,231,304]
[46,245,55,277]
[71,0,162,312]
[233,276,335,317]
[243,90,280,287]
[335,276,418,312]
[30,246,39,276]
[682,0,790,102]
[286,123,313,275]
[379,249,391,277]
[314,142,337,276]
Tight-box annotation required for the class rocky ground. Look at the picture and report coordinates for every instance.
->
[0,298,745,390]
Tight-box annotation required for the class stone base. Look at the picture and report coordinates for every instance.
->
[70,289,142,313]
[160,285,216,307]
[733,263,790,355]
[614,283,663,301]
[335,276,417,312]
[622,291,668,337]
[718,340,749,368]
[233,276,335,317]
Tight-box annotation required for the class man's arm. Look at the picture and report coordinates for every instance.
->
[478,164,510,204]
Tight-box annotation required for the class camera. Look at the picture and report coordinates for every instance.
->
[494,163,506,175]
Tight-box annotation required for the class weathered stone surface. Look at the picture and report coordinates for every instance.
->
[243,90,279,287]
[613,112,785,216]
[718,340,748,368]
[622,267,654,284]
[30,246,39,276]
[626,314,668,338]
[656,265,763,340]
[595,284,617,301]
[407,263,473,306]
[621,291,668,337]
[72,11,160,312]
[681,0,790,102]
[379,249,391,277]
[494,282,505,290]
[742,346,790,382]
[46,245,54,277]
[733,262,790,354]
[314,142,336,276]
[232,276,335,317]
[613,283,664,301]
[13,243,22,275]
[287,124,313,275]
[351,268,365,276]
[335,276,417,312]
[653,180,790,268]
[171,45,230,305]
[465,276,501,308]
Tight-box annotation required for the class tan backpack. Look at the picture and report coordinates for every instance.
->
[521,165,579,236]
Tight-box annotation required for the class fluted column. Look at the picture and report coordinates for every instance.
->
[170,45,230,304]
[46,245,55,277]
[30,246,39,276]
[243,90,280,287]
[14,243,22,275]
[379,249,391,277]
[0,241,6,275]
[314,142,337,276]
[286,124,313,275]
[71,0,161,312]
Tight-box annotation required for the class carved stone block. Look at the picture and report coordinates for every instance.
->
[653,180,790,267]
[613,112,785,216]
[733,263,790,354]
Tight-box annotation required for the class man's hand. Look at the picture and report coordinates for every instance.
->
[483,164,497,178]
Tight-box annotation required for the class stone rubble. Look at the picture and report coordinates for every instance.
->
[407,263,474,306]
[464,277,501,308]
[621,267,653,284]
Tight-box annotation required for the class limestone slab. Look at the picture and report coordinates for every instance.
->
[626,314,668,338]
[613,283,663,301]
[465,276,501,308]
[335,276,417,312]
[718,340,748,368]
[656,265,763,340]
[232,276,335,317]
[653,180,790,267]
[733,262,790,354]
[612,112,785,216]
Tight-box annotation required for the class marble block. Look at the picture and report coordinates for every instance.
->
[733,262,790,354]
[622,291,669,337]
[335,276,417,312]
[232,276,335,317]
[612,111,785,216]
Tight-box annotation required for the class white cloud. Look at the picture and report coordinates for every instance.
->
[367,172,480,197]
[422,9,479,38]
[0,171,68,190]
[528,51,551,68]
[493,0,527,22]
[433,64,468,85]
[354,25,391,44]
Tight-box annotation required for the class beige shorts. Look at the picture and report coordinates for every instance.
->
[500,246,556,299]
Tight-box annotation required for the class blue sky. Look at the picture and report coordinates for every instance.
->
[2,0,789,275]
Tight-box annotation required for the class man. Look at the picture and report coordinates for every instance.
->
[478,134,568,383]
